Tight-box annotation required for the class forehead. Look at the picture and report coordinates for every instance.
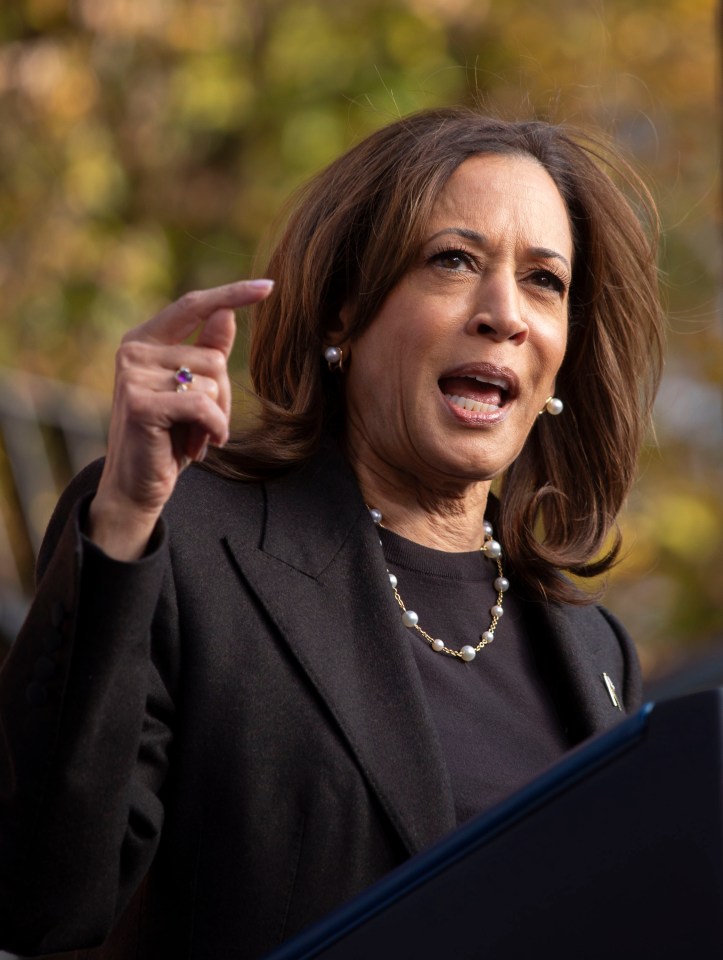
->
[429,153,573,258]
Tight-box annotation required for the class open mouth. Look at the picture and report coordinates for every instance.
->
[438,373,512,414]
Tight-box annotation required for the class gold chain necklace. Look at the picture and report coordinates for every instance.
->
[368,507,509,662]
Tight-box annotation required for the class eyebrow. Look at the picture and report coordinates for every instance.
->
[427,227,572,273]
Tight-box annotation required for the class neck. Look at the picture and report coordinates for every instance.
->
[347,448,492,553]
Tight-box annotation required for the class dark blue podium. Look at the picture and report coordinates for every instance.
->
[264,689,723,960]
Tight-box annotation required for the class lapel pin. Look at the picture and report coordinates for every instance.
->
[602,672,622,711]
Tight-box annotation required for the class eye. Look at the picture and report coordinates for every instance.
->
[529,269,567,295]
[428,247,477,272]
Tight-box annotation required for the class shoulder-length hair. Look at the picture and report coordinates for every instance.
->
[209,107,664,604]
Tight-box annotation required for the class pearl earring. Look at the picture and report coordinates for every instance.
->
[540,396,564,416]
[324,346,344,371]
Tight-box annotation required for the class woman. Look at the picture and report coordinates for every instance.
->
[0,108,663,958]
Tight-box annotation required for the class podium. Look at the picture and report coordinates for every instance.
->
[264,689,723,959]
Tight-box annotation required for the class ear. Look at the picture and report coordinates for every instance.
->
[324,301,354,345]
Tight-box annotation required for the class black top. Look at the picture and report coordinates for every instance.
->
[379,527,570,824]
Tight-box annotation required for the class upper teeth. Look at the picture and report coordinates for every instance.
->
[446,394,499,413]
[473,375,508,390]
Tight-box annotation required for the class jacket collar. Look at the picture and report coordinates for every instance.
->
[225,439,456,856]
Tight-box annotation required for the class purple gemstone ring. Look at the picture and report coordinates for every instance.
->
[174,366,194,393]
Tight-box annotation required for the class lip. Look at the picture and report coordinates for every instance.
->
[437,362,519,425]
[437,362,520,400]
[440,393,511,425]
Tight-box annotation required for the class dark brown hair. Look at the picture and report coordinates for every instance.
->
[209,107,664,603]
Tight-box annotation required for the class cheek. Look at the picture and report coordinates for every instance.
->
[540,320,568,378]
[344,341,395,419]
[351,318,419,388]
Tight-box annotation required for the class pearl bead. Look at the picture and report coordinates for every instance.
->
[374,509,508,666]
[324,346,342,365]
[545,397,564,416]
[484,539,502,559]
[402,610,419,628]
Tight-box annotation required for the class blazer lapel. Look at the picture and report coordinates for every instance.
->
[534,600,628,741]
[225,442,456,856]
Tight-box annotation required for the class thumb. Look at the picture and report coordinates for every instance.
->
[195,307,237,358]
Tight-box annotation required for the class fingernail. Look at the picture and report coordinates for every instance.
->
[245,279,275,291]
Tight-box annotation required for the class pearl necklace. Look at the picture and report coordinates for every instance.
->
[369,507,510,662]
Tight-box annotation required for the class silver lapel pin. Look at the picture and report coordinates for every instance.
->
[602,672,622,711]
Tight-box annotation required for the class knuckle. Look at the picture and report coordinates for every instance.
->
[207,379,220,401]
[178,390,206,417]
[115,340,145,370]
[205,348,227,376]
[177,290,204,314]
[120,323,143,345]
[123,385,150,419]
[198,391,220,417]
[192,391,224,425]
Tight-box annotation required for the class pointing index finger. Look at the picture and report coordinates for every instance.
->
[132,279,275,348]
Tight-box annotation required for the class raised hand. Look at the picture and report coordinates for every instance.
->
[88,279,274,560]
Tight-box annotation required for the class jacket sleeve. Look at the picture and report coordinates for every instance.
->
[0,465,177,955]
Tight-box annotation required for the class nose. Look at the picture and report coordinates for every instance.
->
[464,272,529,344]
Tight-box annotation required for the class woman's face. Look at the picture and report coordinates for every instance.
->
[342,152,573,493]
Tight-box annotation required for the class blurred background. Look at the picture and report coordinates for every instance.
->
[0,0,720,690]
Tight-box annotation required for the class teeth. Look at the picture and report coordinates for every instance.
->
[445,394,499,414]
[473,375,508,390]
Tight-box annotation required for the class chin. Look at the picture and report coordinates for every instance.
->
[416,447,502,486]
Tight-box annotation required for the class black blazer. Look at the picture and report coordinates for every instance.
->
[0,441,641,959]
